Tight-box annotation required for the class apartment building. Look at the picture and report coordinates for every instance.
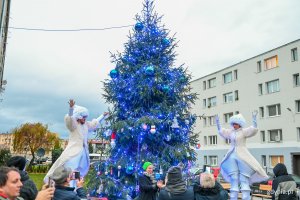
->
[191,39,300,176]
[0,132,13,152]
[0,0,10,92]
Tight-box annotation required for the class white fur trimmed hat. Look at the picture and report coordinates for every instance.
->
[73,105,89,120]
[229,114,246,128]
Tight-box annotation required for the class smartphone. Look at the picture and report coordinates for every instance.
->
[48,178,54,188]
[73,171,80,180]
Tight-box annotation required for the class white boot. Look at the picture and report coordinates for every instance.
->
[230,173,239,200]
[241,190,251,200]
[240,174,251,200]
[230,191,239,200]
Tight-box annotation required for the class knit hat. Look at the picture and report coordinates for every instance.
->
[167,166,183,183]
[72,105,89,120]
[229,114,246,128]
[51,166,72,185]
[6,156,26,170]
[142,162,152,171]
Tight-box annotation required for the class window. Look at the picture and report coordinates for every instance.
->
[208,78,216,88]
[257,61,262,73]
[223,92,233,103]
[291,48,298,62]
[258,84,263,95]
[224,112,233,123]
[203,99,207,108]
[208,135,217,145]
[208,116,215,126]
[260,131,265,143]
[203,81,206,90]
[297,127,300,141]
[208,96,217,107]
[266,79,279,93]
[296,100,300,113]
[270,155,284,167]
[267,104,281,116]
[204,156,208,165]
[261,155,267,167]
[294,73,300,87]
[259,107,264,118]
[234,70,238,80]
[204,136,207,145]
[268,129,282,142]
[209,156,218,166]
[264,55,278,70]
[223,72,233,84]
[234,90,239,101]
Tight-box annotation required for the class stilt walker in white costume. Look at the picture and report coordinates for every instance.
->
[44,99,108,185]
[215,111,268,200]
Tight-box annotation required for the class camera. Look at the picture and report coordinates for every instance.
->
[72,171,80,180]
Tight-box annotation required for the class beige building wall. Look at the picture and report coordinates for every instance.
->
[0,133,13,152]
[191,39,300,175]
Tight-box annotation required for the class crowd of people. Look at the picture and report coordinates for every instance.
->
[138,161,228,200]
[1,102,299,200]
[0,156,87,200]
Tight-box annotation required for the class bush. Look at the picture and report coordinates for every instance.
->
[26,165,50,173]
[0,148,11,165]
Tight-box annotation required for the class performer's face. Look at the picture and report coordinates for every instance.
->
[233,123,241,130]
[77,116,87,124]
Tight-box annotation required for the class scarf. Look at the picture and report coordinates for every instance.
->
[143,172,157,188]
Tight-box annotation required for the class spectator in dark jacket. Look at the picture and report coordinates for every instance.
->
[272,163,297,200]
[138,161,164,200]
[51,165,86,200]
[194,172,228,200]
[7,156,38,200]
[157,166,194,200]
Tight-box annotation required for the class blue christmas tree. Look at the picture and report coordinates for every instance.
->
[86,0,199,199]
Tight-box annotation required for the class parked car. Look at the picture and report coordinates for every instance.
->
[44,158,52,164]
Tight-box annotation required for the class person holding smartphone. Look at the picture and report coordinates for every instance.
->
[50,166,86,200]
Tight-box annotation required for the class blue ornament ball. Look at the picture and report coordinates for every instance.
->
[126,166,134,174]
[179,76,186,82]
[110,69,118,78]
[162,38,170,46]
[162,85,170,92]
[135,23,144,31]
[145,65,155,76]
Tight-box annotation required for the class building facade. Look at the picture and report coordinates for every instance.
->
[191,39,300,176]
[0,132,13,152]
[0,0,10,92]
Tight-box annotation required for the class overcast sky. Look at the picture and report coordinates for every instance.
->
[1,0,300,138]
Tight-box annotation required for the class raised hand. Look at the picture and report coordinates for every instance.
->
[215,114,221,132]
[252,110,258,128]
[68,99,75,108]
[252,110,258,118]
[103,112,109,117]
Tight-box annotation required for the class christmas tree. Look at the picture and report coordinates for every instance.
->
[86,0,199,199]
